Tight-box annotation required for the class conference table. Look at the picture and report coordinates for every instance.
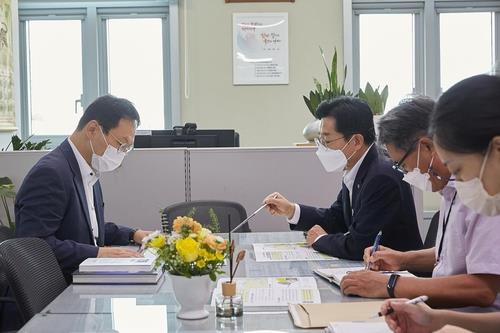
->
[20,232,374,332]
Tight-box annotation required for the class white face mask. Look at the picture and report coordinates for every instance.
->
[315,137,355,173]
[455,144,500,216]
[90,127,126,173]
[403,144,434,192]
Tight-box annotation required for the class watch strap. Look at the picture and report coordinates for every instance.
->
[387,273,400,298]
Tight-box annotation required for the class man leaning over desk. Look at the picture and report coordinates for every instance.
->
[15,95,152,282]
[264,97,423,260]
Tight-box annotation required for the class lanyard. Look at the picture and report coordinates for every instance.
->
[437,191,457,262]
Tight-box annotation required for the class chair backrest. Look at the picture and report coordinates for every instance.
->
[0,238,67,323]
[162,200,250,233]
[0,226,14,243]
[424,211,440,249]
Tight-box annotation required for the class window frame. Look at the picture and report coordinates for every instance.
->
[18,1,180,146]
[344,0,500,101]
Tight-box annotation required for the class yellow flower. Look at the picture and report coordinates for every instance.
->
[148,234,166,248]
[196,259,206,268]
[215,251,225,261]
[175,237,200,262]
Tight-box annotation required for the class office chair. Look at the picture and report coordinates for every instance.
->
[162,200,250,233]
[424,211,440,249]
[0,238,67,324]
[0,226,15,296]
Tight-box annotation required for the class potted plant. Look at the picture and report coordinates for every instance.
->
[302,47,389,142]
[2,134,51,151]
[302,47,351,142]
[0,177,16,231]
[146,216,228,320]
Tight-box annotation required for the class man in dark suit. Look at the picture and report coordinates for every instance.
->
[264,97,423,260]
[15,95,152,281]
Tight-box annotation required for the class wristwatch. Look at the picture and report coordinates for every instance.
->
[129,228,138,243]
[387,273,400,298]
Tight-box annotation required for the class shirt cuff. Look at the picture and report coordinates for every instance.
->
[287,204,301,225]
[314,233,327,244]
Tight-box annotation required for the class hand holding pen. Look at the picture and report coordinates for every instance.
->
[375,295,429,317]
[366,231,382,270]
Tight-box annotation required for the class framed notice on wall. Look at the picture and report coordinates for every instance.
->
[0,0,16,131]
[233,13,289,85]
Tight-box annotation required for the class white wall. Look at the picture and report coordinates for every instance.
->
[180,0,343,147]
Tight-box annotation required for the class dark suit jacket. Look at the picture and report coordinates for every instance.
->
[15,139,134,279]
[291,145,423,260]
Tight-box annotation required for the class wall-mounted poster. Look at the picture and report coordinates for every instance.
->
[233,13,289,85]
[0,0,16,131]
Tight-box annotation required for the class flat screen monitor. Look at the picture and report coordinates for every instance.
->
[134,129,239,148]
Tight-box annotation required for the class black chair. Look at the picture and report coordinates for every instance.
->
[424,211,440,249]
[0,226,15,299]
[0,238,67,324]
[162,200,250,233]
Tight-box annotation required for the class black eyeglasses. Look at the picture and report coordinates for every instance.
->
[392,140,419,174]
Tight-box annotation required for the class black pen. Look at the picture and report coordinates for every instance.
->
[372,295,429,318]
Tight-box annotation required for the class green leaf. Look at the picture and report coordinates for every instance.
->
[11,135,23,150]
[330,48,338,93]
[319,46,331,89]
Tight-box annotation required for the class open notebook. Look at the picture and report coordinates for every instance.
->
[288,301,385,328]
[314,267,415,286]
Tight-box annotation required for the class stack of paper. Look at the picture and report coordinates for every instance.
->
[325,322,391,333]
[211,277,321,307]
[73,255,163,284]
[253,242,339,262]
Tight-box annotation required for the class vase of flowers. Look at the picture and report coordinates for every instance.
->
[146,216,228,320]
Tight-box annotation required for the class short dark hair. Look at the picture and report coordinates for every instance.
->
[315,96,376,145]
[77,95,140,134]
[378,96,435,151]
[430,74,500,154]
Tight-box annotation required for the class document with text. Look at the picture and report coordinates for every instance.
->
[211,277,321,307]
[253,242,339,262]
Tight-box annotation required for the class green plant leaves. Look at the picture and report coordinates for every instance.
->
[358,83,389,115]
[3,135,51,151]
[303,47,350,119]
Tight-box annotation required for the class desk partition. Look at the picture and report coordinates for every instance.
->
[0,147,424,236]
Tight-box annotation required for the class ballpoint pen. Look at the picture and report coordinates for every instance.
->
[372,295,429,318]
[366,230,382,270]
[231,194,278,233]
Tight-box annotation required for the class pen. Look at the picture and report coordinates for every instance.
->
[231,194,278,233]
[366,231,382,270]
[373,295,429,318]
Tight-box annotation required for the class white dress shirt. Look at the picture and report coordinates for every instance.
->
[68,138,100,245]
[288,144,374,243]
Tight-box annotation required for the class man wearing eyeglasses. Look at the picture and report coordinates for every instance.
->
[15,95,152,282]
[340,96,500,311]
[264,97,423,260]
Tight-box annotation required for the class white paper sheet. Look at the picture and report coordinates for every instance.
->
[211,277,321,307]
[253,242,339,262]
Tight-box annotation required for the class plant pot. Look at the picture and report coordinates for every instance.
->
[302,119,321,142]
[170,274,211,320]
[373,115,383,136]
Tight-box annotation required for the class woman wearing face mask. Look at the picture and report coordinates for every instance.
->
[381,75,500,333]
[340,96,500,312]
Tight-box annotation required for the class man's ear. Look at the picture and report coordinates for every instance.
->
[420,137,434,152]
[492,135,500,159]
[84,120,100,140]
[353,134,365,149]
